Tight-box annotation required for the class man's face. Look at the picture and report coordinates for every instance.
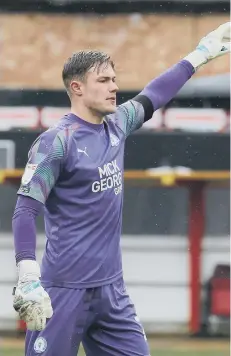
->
[72,63,119,116]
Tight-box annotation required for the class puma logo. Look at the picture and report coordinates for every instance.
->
[77,147,89,157]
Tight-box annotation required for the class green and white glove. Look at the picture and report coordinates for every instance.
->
[13,260,53,331]
[184,22,231,70]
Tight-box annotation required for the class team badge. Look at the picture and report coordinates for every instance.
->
[34,337,47,353]
[110,133,120,147]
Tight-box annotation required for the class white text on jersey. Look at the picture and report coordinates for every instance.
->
[92,160,122,195]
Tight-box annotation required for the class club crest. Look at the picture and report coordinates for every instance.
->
[110,133,120,147]
[34,337,47,353]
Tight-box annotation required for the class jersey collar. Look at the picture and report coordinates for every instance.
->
[66,113,104,132]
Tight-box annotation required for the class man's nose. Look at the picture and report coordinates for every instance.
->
[110,82,119,92]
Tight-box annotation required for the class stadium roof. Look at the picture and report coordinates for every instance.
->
[177,73,230,98]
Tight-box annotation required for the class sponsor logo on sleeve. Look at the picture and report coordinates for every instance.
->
[20,184,30,194]
[21,163,38,185]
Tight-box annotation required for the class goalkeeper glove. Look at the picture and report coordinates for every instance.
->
[13,260,53,331]
[184,22,231,70]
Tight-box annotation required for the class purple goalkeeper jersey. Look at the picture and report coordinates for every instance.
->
[17,101,145,288]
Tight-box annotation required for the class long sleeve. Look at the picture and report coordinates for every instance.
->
[133,60,195,122]
[12,195,43,264]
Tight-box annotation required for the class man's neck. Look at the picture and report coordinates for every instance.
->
[71,104,104,125]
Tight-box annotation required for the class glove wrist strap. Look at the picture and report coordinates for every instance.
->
[184,50,208,70]
[18,260,41,281]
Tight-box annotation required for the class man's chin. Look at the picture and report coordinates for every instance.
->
[103,105,117,115]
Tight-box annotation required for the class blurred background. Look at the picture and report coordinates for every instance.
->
[0,0,230,355]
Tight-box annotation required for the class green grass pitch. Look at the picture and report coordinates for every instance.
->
[1,338,229,356]
[1,348,229,356]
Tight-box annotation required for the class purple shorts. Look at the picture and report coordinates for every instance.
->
[25,278,150,356]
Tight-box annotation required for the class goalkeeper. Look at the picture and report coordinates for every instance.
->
[12,23,230,356]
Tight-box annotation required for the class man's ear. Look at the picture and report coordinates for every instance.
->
[70,80,83,96]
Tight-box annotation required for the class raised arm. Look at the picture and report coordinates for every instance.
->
[115,22,230,136]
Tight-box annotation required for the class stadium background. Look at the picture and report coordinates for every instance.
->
[0,0,230,355]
